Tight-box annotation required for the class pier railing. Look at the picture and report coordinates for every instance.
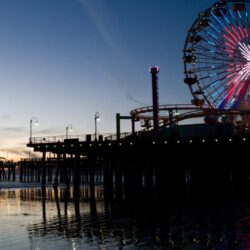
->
[29,132,132,144]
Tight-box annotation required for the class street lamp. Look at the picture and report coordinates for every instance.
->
[66,124,73,139]
[94,112,100,140]
[30,117,38,143]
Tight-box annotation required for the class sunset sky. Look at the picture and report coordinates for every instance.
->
[0,0,215,160]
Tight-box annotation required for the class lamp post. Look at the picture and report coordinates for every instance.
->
[66,124,73,139]
[30,117,38,143]
[94,112,100,140]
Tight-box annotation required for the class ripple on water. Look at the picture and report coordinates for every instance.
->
[0,187,249,249]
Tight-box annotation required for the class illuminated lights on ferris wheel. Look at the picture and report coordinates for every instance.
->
[184,0,250,111]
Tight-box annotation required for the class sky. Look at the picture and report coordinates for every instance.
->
[0,0,216,160]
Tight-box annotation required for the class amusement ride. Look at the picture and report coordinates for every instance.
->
[131,0,250,131]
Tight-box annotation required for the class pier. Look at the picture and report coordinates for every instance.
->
[24,66,250,199]
[25,123,249,200]
[0,157,16,181]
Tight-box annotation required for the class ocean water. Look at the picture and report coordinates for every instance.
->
[0,184,250,250]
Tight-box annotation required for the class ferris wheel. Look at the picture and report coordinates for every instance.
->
[184,0,250,112]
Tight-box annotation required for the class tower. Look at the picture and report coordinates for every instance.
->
[150,66,160,131]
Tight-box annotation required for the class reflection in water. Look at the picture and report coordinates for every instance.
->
[0,186,250,249]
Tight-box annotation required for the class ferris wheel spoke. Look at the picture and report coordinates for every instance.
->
[194,46,237,59]
[241,11,250,44]
[194,61,235,67]
[193,66,233,75]
[206,79,229,99]
[201,74,231,90]
[195,55,237,63]
[226,10,250,45]
[196,46,241,60]
[228,6,237,25]
[239,9,249,30]
[210,11,230,31]
[232,81,249,108]
[212,81,238,107]
[227,22,244,44]
[193,64,231,72]
[199,78,230,89]
[244,13,250,40]
[194,33,237,54]
[199,28,231,49]
[198,69,231,81]
[208,21,225,40]
[217,80,247,109]
[217,74,248,107]
[196,52,239,61]
[200,68,243,93]
[194,44,230,57]
[200,26,230,49]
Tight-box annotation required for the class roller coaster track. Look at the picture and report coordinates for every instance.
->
[130,104,205,117]
[130,104,250,127]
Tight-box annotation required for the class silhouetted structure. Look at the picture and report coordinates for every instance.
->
[21,67,249,199]
[150,66,160,131]
[24,128,249,201]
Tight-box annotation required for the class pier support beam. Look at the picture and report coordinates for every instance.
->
[73,151,80,199]
[42,151,46,198]
[54,153,61,188]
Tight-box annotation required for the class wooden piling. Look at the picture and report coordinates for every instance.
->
[42,151,46,198]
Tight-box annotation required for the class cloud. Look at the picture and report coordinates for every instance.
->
[0,146,40,159]
[0,147,23,155]
[87,62,147,106]
[1,127,26,133]
[21,150,39,159]
[78,0,145,106]
[0,114,12,122]
[78,0,122,54]
[125,92,149,106]
[38,128,60,135]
